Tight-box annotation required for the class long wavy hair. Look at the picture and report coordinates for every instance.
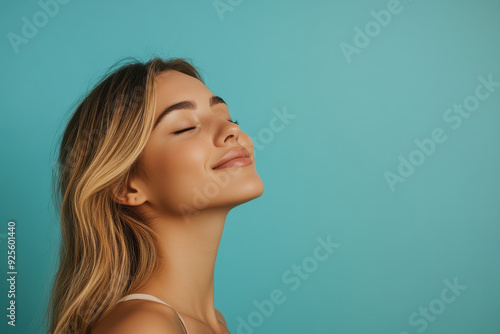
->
[46,56,204,334]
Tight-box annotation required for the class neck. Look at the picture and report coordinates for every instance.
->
[133,206,230,327]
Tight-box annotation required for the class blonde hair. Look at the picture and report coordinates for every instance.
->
[46,57,204,333]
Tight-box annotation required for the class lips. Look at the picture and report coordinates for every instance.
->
[212,147,251,169]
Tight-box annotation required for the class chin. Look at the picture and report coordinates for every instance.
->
[240,175,265,199]
[218,174,265,208]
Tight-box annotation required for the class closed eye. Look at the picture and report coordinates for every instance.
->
[173,126,197,134]
[173,119,238,135]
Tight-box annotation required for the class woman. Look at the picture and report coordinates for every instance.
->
[47,57,264,334]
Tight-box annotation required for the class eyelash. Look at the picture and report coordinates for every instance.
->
[173,119,239,134]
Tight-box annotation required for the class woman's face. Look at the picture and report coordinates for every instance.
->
[133,70,264,217]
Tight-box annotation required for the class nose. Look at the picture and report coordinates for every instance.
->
[214,118,240,146]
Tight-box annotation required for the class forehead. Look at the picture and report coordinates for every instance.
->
[155,70,208,100]
[153,71,211,120]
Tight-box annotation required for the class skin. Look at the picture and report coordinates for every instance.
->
[95,70,264,334]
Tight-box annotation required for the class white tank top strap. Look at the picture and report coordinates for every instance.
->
[117,293,189,334]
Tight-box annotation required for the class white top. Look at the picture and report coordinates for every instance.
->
[117,293,189,334]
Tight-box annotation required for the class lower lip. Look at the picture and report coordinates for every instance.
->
[213,157,253,170]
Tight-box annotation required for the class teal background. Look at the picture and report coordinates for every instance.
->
[1,0,499,333]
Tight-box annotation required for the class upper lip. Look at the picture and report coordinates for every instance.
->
[212,147,250,169]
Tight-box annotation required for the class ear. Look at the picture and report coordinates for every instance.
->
[112,176,148,206]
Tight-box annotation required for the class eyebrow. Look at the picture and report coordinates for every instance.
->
[153,95,227,130]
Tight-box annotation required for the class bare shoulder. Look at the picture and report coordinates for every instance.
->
[92,300,186,334]
[215,308,227,326]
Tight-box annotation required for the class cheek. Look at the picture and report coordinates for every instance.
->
[149,140,211,207]
[171,138,208,168]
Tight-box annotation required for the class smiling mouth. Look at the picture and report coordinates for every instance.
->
[212,147,252,169]
[212,156,253,170]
